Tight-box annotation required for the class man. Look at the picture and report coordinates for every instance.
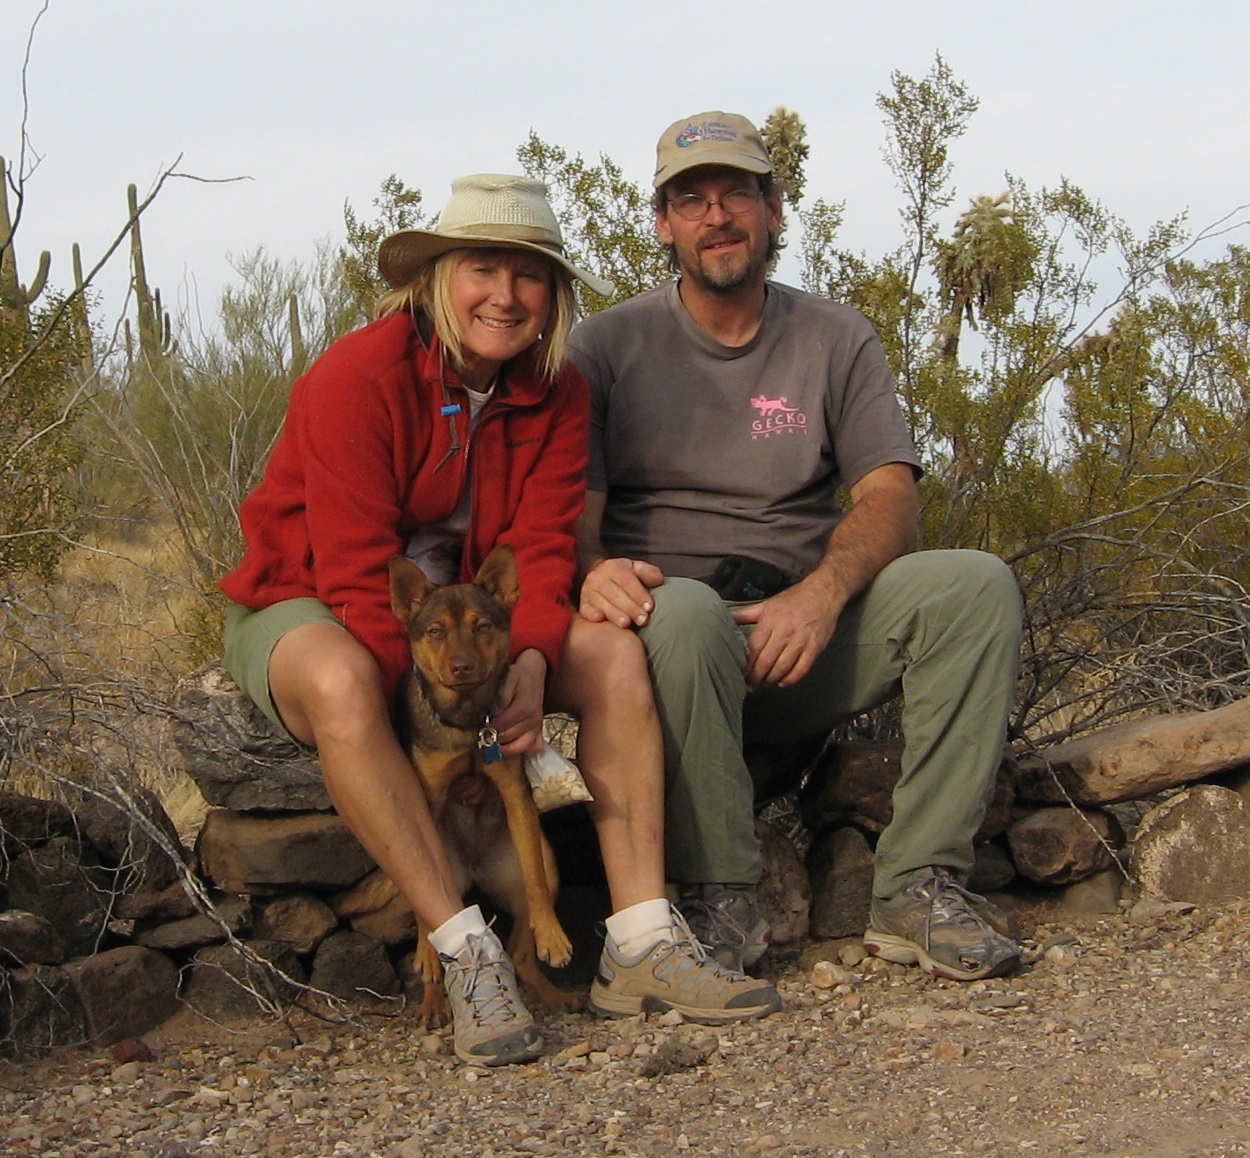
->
[568,111,1023,982]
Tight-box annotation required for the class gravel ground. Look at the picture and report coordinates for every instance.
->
[3,895,1249,1158]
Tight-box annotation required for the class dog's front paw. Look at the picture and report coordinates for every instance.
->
[543,986,582,1014]
[417,984,451,1029]
[415,942,442,985]
[534,920,573,969]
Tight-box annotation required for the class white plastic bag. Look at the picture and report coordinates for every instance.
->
[524,742,593,812]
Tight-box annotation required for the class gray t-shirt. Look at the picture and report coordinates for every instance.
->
[568,281,921,582]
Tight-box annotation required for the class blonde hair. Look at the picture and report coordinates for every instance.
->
[376,247,578,383]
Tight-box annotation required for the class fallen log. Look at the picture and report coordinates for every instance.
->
[1012,696,1250,805]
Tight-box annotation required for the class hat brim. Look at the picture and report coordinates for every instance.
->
[653,152,773,189]
[378,230,616,299]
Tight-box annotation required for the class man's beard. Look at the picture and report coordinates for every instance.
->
[683,227,770,292]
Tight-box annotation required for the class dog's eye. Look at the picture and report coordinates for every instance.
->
[424,625,446,640]
[475,622,495,636]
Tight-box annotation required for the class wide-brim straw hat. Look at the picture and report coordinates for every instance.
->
[378,173,615,298]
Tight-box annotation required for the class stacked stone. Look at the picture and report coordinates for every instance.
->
[1,786,185,1053]
[0,665,410,1057]
[802,698,1250,937]
[6,659,1250,1057]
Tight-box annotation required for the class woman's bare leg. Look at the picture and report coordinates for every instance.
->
[548,617,666,911]
[268,622,462,929]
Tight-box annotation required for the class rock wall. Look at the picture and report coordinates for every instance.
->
[4,659,1250,1055]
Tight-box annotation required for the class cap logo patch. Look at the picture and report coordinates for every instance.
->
[676,120,740,148]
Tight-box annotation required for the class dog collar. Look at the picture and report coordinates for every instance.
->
[427,699,504,764]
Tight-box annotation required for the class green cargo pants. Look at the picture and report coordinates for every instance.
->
[638,549,1022,899]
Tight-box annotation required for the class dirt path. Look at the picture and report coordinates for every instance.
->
[3,898,1249,1157]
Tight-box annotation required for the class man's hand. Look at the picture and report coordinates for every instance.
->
[492,648,548,757]
[730,462,920,691]
[579,556,665,628]
[731,572,840,690]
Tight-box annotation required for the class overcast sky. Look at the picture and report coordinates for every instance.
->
[5,0,1249,330]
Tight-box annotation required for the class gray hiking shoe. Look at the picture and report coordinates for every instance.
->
[681,883,771,972]
[863,866,1021,982]
[589,908,781,1024]
[441,932,542,1066]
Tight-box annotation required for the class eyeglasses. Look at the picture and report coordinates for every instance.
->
[666,189,762,221]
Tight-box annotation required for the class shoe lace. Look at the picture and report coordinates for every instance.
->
[686,896,751,957]
[915,868,996,936]
[656,909,737,980]
[452,934,525,1026]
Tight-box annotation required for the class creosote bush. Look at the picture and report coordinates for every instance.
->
[3,55,1249,828]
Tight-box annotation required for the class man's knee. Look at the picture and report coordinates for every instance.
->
[942,550,1022,636]
[891,549,1021,633]
[642,577,741,661]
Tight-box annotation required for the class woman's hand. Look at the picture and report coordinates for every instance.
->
[578,556,665,628]
[492,648,548,757]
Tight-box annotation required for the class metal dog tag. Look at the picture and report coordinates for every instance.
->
[478,724,503,764]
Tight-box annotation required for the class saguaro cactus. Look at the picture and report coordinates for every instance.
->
[127,182,172,367]
[288,292,307,378]
[1,154,51,331]
[70,243,95,377]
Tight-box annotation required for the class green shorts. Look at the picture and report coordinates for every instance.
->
[222,597,344,743]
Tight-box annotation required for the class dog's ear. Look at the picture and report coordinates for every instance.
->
[389,555,436,622]
[474,544,520,611]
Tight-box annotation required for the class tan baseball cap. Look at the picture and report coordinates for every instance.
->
[653,111,773,188]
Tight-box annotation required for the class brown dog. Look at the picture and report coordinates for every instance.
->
[388,544,576,1025]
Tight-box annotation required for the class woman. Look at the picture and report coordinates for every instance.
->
[220,174,778,1067]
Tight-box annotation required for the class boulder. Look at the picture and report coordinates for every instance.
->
[756,818,810,946]
[1057,868,1125,914]
[174,661,330,811]
[63,945,180,1046]
[800,742,898,834]
[1006,806,1123,885]
[308,930,403,1012]
[805,825,874,939]
[71,784,186,894]
[343,891,417,946]
[132,894,252,951]
[968,841,1017,894]
[182,939,307,1022]
[195,809,374,894]
[115,876,198,923]
[0,791,76,857]
[801,740,1014,841]
[5,837,116,957]
[0,909,67,966]
[253,892,339,955]
[0,964,87,1055]
[1133,784,1250,904]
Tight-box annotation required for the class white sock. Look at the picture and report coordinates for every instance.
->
[428,904,502,961]
[605,898,676,959]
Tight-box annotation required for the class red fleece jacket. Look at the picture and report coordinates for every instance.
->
[219,312,588,703]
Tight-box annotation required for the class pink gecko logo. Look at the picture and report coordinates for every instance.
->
[750,394,808,439]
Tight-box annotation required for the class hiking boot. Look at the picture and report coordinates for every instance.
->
[863,866,1022,982]
[681,883,771,971]
[441,932,542,1066]
[589,908,782,1024]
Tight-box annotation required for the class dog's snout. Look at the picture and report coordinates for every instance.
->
[448,654,480,682]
